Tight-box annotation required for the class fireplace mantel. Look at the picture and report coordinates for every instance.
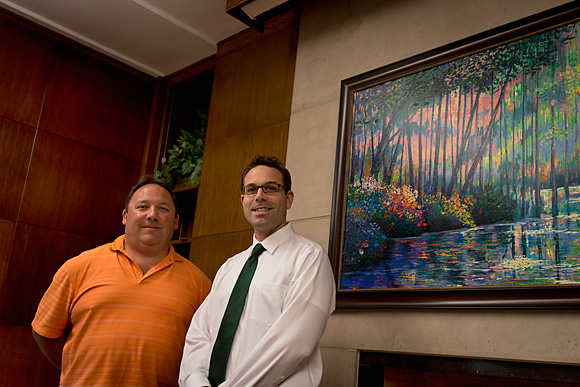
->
[358,351,580,386]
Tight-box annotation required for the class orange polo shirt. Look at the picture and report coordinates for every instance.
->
[32,235,212,387]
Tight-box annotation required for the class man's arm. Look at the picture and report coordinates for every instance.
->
[31,263,73,372]
[179,300,214,387]
[180,263,229,387]
[32,328,66,370]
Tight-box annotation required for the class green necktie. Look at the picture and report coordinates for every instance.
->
[208,243,266,387]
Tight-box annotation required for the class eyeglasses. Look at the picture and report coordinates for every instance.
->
[242,182,285,195]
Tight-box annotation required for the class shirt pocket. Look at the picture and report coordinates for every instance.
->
[248,282,288,327]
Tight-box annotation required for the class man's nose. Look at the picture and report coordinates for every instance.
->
[254,186,267,199]
[146,207,158,219]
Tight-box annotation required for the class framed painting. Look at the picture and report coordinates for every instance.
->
[330,3,580,308]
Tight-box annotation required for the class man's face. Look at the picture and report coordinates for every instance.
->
[241,165,293,241]
[122,184,179,251]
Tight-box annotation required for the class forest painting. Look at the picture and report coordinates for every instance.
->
[335,8,580,295]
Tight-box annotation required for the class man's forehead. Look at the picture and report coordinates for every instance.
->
[131,184,173,203]
[244,165,283,184]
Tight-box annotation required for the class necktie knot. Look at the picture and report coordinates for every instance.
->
[250,243,266,259]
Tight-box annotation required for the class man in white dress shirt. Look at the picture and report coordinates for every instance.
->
[179,155,336,387]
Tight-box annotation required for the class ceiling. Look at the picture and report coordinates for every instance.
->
[0,0,248,77]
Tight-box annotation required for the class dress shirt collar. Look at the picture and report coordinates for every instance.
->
[251,223,294,255]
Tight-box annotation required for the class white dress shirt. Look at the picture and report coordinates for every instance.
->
[179,223,336,387]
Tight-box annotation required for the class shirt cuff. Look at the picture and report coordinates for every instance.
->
[180,372,211,387]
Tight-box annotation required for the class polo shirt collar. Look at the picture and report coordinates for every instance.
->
[111,235,183,263]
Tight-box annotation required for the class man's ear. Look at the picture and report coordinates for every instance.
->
[122,209,128,226]
[174,214,180,230]
[286,190,294,210]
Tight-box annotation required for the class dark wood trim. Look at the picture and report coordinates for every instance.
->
[166,55,216,88]
[336,287,580,309]
[142,77,169,175]
[359,351,580,385]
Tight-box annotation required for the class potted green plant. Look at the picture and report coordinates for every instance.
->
[154,112,206,188]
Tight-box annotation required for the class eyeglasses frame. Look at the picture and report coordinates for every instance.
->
[241,182,287,195]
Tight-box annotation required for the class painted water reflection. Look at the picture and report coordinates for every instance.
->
[340,215,580,290]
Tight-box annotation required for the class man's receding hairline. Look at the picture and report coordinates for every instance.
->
[125,179,178,214]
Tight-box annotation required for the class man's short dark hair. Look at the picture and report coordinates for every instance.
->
[125,175,179,214]
[241,155,292,192]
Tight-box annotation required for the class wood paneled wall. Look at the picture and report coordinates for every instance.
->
[0,10,155,386]
[0,325,60,386]
[0,5,299,386]
[190,10,300,279]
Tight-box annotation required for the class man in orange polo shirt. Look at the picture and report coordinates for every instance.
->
[32,175,212,387]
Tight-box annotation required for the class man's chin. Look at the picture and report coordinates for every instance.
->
[252,220,287,235]
[248,217,271,228]
[139,235,164,245]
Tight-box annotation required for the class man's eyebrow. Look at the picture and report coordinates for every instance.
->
[245,181,281,185]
